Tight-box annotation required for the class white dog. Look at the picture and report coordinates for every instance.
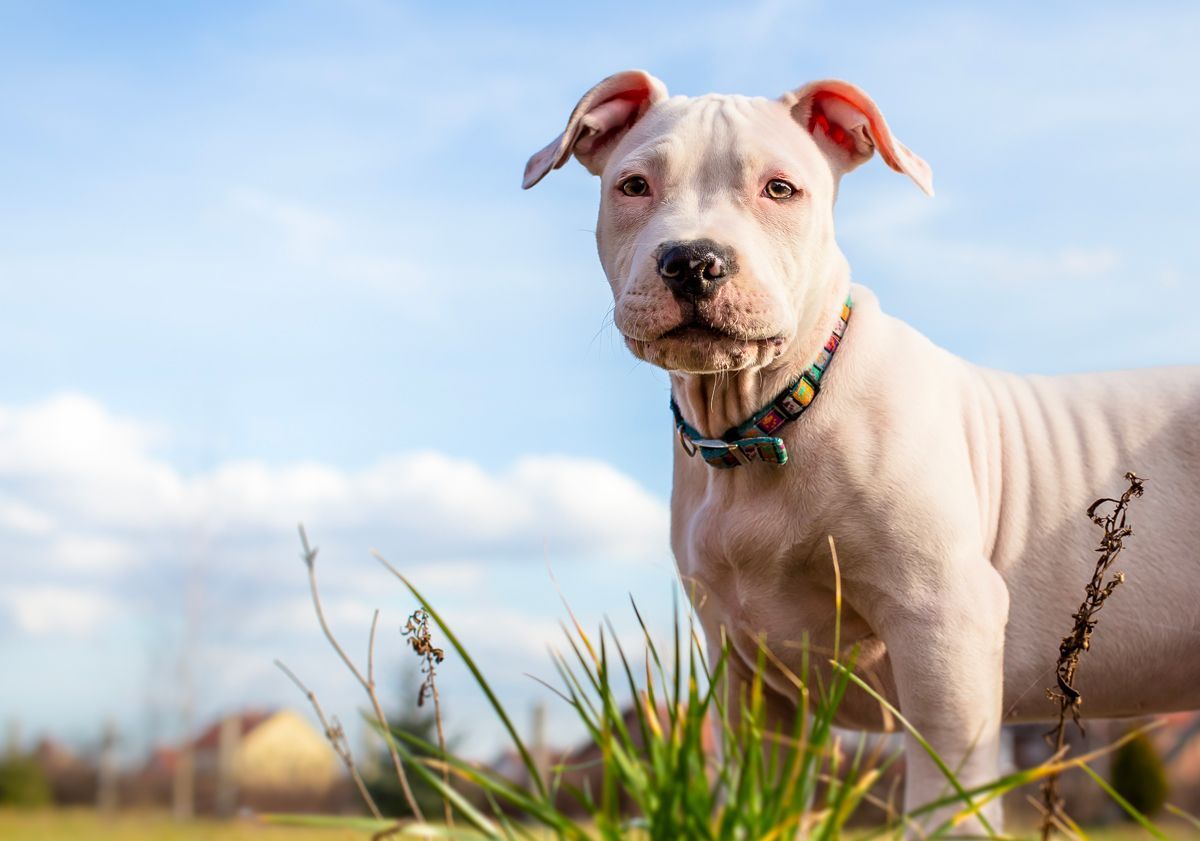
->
[524,71,1200,836]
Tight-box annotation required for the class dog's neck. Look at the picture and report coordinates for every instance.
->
[669,277,851,439]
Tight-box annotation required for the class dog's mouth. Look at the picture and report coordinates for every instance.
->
[660,322,733,341]
[655,319,785,346]
[626,319,788,373]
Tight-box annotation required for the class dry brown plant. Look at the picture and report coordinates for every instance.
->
[1038,471,1146,840]
[402,607,452,826]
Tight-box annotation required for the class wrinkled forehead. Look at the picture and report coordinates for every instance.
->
[609,93,829,189]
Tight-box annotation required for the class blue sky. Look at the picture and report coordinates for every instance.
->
[1,0,1198,761]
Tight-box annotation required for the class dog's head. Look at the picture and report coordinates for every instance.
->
[524,71,932,375]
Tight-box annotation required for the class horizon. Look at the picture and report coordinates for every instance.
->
[2,0,1199,766]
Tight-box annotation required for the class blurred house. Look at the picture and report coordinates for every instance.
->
[135,708,345,815]
[31,737,95,805]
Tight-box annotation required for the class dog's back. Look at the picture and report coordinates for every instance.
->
[971,363,1200,718]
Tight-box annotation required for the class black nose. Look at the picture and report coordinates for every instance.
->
[656,239,736,299]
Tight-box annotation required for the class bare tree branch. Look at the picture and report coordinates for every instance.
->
[297,524,426,824]
[274,659,384,821]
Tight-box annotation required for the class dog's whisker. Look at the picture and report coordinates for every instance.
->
[587,307,616,354]
[1003,663,1059,719]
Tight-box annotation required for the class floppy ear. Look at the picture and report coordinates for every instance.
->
[523,70,668,189]
[781,80,933,196]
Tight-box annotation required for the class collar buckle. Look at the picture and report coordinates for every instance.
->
[677,427,757,466]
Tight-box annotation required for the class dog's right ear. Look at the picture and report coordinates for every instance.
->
[522,71,668,189]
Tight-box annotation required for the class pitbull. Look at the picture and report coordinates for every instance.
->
[523,71,1200,836]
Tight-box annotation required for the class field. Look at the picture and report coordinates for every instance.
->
[0,810,362,841]
[2,810,1198,840]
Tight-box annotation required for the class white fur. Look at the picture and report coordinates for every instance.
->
[526,71,1200,837]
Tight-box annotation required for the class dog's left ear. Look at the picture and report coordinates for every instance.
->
[523,70,668,189]
[781,80,933,196]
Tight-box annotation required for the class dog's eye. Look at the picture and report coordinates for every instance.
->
[620,176,650,197]
[763,179,796,200]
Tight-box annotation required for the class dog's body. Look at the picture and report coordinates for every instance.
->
[525,71,1200,834]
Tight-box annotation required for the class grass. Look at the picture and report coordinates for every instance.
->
[2,810,1196,841]
[355,555,897,839]
[0,808,367,840]
[266,528,1195,841]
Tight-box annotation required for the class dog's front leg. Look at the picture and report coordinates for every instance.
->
[878,561,1010,839]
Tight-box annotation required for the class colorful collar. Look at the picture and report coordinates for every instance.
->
[670,297,852,469]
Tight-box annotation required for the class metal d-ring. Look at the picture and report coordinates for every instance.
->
[677,426,698,457]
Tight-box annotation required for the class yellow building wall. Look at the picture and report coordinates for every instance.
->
[232,710,339,792]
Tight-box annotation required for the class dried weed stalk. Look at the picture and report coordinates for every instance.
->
[402,608,452,826]
[285,525,425,829]
[1039,471,1146,840]
[274,659,384,820]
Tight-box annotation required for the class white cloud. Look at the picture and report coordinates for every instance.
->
[48,535,138,572]
[246,592,378,638]
[441,606,567,659]
[0,393,670,582]
[0,394,183,530]
[1,586,117,637]
[0,394,166,475]
[0,498,55,535]
[0,393,671,664]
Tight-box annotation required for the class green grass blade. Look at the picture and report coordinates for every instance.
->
[374,555,549,800]
[1078,762,1169,840]
[392,725,594,841]
[264,813,490,839]
[1167,803,1200,831]
[605,616,653,752]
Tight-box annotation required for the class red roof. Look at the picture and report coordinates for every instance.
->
[192,710,276,751]
[144,745,180,775]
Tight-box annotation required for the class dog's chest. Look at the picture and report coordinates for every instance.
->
[674,486,842,651]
